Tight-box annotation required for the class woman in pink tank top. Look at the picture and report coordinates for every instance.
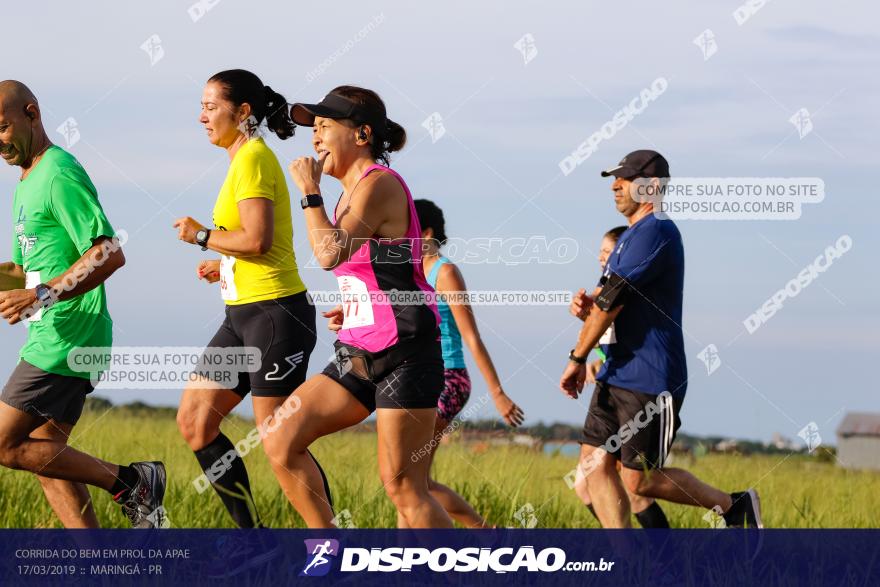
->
[267,86,452,528]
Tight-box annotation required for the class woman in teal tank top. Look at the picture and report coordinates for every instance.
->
[415,199,524,528]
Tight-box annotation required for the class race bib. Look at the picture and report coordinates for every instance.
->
[219,255,238,302]
[337,275,375,329]
[599,323,616,345]
[24,271,43,323]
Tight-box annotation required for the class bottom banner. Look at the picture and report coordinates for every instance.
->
[2,529,877,585]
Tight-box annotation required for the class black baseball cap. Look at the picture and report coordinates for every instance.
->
[601,150,670,179]
[290,92,382,126]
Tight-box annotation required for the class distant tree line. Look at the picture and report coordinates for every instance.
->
[84,397,830,457]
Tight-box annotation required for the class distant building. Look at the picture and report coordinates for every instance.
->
[715,439,739,453]
[459,430,543,451]
[836,412,880,471]
[770,433,798,451]
[511,434,541,449]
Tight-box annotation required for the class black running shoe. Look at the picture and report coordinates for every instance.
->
[115,461,167,529]
[724,489,763,529]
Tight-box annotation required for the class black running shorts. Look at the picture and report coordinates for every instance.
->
[321,338,444,412]
[580,381,683,470]
[1,360,94,425]
[203,292,317,398]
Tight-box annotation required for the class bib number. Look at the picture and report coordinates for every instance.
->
[219,255,239,302]
[337,275,374,329]
[24,271,43,323]
[599,323,616,345]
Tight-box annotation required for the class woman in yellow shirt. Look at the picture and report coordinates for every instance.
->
[173,69,323,528]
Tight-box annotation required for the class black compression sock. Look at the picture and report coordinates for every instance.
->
[110,465,139,499]
[634,501,670,528]
[195,433,260,528]
[308,450,334,511]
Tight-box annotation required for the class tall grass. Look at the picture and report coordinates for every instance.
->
[1,408,877,528]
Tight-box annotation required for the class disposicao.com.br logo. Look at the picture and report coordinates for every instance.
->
[301,539,340,577]
[300,540,613,575]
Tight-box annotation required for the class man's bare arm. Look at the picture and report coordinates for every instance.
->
[0,237,125,324]
[45,237,126,302]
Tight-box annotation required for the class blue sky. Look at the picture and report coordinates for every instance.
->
[1,1,877,444]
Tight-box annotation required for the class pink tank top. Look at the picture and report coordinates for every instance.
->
[333,164,440,352]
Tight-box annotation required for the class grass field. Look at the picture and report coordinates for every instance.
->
[1,407,878,529]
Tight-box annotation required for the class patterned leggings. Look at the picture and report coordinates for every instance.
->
[436,368,472,423]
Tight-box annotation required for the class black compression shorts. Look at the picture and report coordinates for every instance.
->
[321,338,444,412]
[204,292,317,397]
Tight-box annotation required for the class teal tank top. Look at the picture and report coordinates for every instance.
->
[426,256,466,369]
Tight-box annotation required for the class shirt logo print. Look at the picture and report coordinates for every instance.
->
[14,206,36,257]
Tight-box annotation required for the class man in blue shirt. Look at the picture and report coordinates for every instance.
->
[560,150,763,529]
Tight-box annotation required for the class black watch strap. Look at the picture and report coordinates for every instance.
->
[568,349,588,364]
[301,194,323,209]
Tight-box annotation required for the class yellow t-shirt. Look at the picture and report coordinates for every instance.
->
[212,138,306,305]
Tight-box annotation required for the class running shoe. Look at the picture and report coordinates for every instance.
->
[115,461,167,529]
[723,489,763,529]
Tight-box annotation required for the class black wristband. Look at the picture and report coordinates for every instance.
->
[301,194,323,209]
[568,349,588,364]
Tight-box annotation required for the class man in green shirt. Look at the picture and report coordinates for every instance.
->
[0,80,166,529]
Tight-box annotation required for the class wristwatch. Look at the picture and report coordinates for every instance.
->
[195,228,211,251]
[568,349,588,364]
[301,194,323,209]
[35,283,56,309]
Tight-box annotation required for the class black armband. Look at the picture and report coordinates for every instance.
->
[594,272,629,312]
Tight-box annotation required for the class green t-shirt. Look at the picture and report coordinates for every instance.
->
[11,146,115,379]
